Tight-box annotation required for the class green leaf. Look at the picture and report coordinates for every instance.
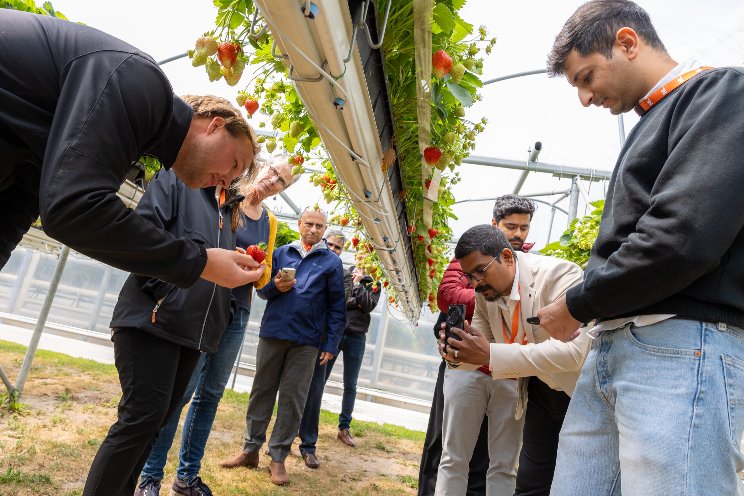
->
[432,4,456,33]
[460,71,482,88]
[450,17,472,43]
[446,81,473,107]
[229,11,245,30]
[450,0,466,10]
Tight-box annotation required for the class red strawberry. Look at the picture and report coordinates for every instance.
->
[217,41,240,68]
[389,296,395,303]
[245,242,267,264]
[432,49,453,79]
[428,293,435,302]
[427,258,435,267]
[383,280,389,288]
[244,99,259,116]
[351,237,360,248]
[417,234,425,242]
[428,228,439,238]
[407,224,414,235]
[372,283,380,293]
[293,155,305,165]
[426,245,432,253]
[429,268,436,278]
[425,179,432,189]
[339,216,349,227]
[423,146,442,166]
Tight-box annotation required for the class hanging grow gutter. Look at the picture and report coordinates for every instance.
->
[254,0,420,320]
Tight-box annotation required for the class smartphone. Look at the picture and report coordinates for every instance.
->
[280,267,296,280]
[445,304,466,344]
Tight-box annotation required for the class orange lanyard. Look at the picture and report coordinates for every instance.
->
[501,299,527,345]
[218,189,226,229]
[636,66,713,115]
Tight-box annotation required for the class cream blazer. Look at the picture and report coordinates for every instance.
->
[457,252,589,418]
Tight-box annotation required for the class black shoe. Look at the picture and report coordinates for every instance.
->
[170,476,213,496]
[134,478,161,496]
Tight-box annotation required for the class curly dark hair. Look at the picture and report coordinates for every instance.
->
[492,195,535,223]
[547,0,667,77]
[455,224,513,261]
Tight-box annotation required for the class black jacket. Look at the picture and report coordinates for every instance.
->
[345,272,381,335]
[110,170,235,352]
[566,67,744,328]
[0,10,205,287]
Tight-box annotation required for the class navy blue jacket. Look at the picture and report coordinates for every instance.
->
[110,170,235,352]
[0,10,204,286]
[257,241,346,354]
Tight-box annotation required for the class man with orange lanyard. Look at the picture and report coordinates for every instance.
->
[534,1,744,494]
[436,224,586,496]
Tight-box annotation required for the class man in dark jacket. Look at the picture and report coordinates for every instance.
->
[0,10,257,289]
[220,207,346,486]
[540,1,744,494]
[298,260,381,469]
[84,163,265,496]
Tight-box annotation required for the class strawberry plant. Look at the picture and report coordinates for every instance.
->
[541,200,604,268]
[192,0,494,313]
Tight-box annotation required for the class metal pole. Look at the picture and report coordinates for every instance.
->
[463,155,612,181]
[88,265,112,331]
[0,367,14,394]
[14,245,70,397]
[5,248,32,312]
[483,69,547,86]
[618,114,626,147]
[369,296,389,389]
[513,171,529,194]
[568,177,580,226]
[279,191,302,215]
[230,287,254,390]
[157,52,189,66]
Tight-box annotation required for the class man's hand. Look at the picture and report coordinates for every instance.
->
[438,320,490,366]
[201,248,265,288]
[319,351,334,365]
[274,271,296,293]
[537,295,583,342]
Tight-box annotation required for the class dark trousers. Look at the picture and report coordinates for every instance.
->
[299,332,367,454]
[83,327,201,496]
[514,378,571,496]
[418,360,490,496]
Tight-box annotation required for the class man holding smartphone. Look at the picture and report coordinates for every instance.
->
[220,207,346,486]
[437,225,587,496]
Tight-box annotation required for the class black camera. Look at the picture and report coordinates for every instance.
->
[445,304,466,345]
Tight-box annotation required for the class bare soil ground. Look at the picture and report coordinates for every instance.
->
[0,340,423,496]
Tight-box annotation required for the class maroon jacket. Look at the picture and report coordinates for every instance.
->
[436,258,475,320]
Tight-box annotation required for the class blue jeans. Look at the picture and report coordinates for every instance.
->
[299,332,366,454]
[550,319,744,496]
[140,306,249,482]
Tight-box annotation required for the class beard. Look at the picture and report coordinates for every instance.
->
[475,284,499,302]
[508,237,523,251]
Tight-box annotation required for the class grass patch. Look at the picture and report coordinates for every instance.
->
[0,340,424,495]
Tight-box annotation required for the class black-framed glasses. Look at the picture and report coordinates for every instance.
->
[463,257,497,284]
[268,165,287,188]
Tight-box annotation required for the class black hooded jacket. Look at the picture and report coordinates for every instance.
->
[0,10,205,286]
[110,170,235,352]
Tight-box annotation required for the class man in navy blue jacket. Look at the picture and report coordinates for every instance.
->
[221,207,346,486]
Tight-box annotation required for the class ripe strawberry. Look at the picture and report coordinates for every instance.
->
[293,155,304,165]
[195,35,218,56]
[351,237,360,248]
[245,242,267,264]
[428,293,435,302]
[383,280,389,288]
[428,228,439,238]
[429,268,436,278]
[427,258,435,267]
[450,62,466,84]
[217,41,240,68]
[417,234,425,242]
[407,224,414,235]
[389,296,395,303]
[425,179,432,189]
[432,49,453,79]
[426,245,432,253]
[339,216,349,227]
[372,284,379,294]
[423,146,442,166]
[244,99,259,116]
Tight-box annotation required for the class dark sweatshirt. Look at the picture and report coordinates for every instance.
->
[0,9,205,287]
[566,67,744,328]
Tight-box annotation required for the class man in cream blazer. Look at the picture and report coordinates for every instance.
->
[437,224,587,496]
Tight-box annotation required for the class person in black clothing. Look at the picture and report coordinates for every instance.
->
[298,260,380,468]
[83,142,265,495]
[0,9,258,289]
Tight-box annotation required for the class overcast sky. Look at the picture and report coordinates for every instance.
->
[56,0,744,246]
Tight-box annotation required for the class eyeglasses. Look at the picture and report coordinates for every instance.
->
[268,165,287,188]
[327,241,343,251]
[463,257,497,284]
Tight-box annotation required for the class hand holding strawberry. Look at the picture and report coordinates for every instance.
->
[244,242,267,264]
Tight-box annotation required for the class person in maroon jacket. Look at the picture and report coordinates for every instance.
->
[418,194,536,495]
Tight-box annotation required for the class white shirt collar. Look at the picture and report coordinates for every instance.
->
[642,57,701,100]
